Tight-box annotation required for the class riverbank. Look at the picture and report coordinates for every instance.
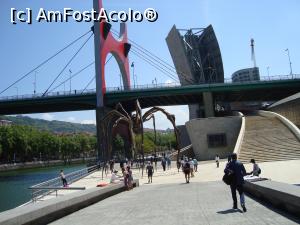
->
[0,163,88,212]
[0,157,96,172]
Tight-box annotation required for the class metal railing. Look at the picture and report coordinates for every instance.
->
[168,144,193,157]
[29,164,98,202]
[0,74,299,102]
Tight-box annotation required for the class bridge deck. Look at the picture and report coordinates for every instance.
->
[0,79,299,114]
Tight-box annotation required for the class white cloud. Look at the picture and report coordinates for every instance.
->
[165,79,178,87]
[41,113,54,121]
[66,116,76,122]
[81,119,96,125]
[143,105,189,130]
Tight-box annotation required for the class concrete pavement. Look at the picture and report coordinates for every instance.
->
[49,181,300,225]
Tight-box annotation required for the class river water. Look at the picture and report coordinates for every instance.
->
[0,164,86,213]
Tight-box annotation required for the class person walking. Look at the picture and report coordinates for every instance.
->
[109,160,114,173]
[248,159,261,176]
[183,159,191,183]
[193,158,198,172]
[176,160,181,173]
[224,153,247,212]
[146,162,154,183]
[161,157,167,171]
[189,158,194,177]
[180,157,185,172]
[127,166,133,190]
[104,162,109,177]
[215,154,220,168]
[167,157,171,170]
[60,170,68,187]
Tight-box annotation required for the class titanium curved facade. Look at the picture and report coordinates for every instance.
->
[166,24,224,119]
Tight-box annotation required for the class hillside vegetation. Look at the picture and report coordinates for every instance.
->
[0,115,96,134]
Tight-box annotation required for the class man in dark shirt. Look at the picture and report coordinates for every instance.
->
[224,153,247,212]
[146,162,154,183]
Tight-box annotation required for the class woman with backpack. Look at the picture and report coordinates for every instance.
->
[183,159,191,183]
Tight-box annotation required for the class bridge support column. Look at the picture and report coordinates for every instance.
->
[203,92,215,117]
[95,107,112,163]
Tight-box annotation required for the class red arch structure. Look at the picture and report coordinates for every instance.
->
[93,0,131,107]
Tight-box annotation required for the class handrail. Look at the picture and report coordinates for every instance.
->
[169,144,193,157]
[29,164,98,202]
[28,187,86,199]
[29,187,86,190]
[0,74,299,102]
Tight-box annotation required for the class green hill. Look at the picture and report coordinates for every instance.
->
[0,115,96,134]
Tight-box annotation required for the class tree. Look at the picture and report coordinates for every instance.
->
[0,124,100,163]
[0,139,2,159]
[77,134,90,158]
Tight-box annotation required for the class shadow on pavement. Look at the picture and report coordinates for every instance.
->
[245,193,300,223]
[217,209,242,214]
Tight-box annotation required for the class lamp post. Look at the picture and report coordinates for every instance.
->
[33,71,38,95]
[69,69,72,93]
[285,48,293,78]
[131,62,135,88]
[119,74,122,89]
[267,66,270,80]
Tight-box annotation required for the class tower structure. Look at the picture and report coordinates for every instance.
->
[166,24,224,119]
[250,38,257,68]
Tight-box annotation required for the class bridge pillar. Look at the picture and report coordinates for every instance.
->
[203,92,215,117]
[95,107,112,162]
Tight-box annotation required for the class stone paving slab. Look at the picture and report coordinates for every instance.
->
[49,181,300,225]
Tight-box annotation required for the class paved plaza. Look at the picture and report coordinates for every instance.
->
[37,159,300,202]
[49,180,300,225]
[44,159,300,225]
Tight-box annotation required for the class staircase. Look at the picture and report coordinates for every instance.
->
[238,115,300,163]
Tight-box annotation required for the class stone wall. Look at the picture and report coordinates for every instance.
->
[186,116,242,160]
[269,97,300,128]
[177,125,191,148]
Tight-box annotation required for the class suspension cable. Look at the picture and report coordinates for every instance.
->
[130,44,195,84]
[49,61,95,93]
[42,33,94,96]
[111,28,196,84]
[130,49,178,82]
[81,76,95,94]
[80,54,114,94]
[131,46,193,84]
[0,29,92,96]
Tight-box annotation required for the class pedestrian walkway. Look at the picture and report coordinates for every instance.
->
[37,159,300,202]
[49,181,300,225]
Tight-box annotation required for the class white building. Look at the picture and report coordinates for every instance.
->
[232,67,260,83]
[0,120,12,126]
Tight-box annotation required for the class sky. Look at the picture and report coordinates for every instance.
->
[0,0,299,129]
